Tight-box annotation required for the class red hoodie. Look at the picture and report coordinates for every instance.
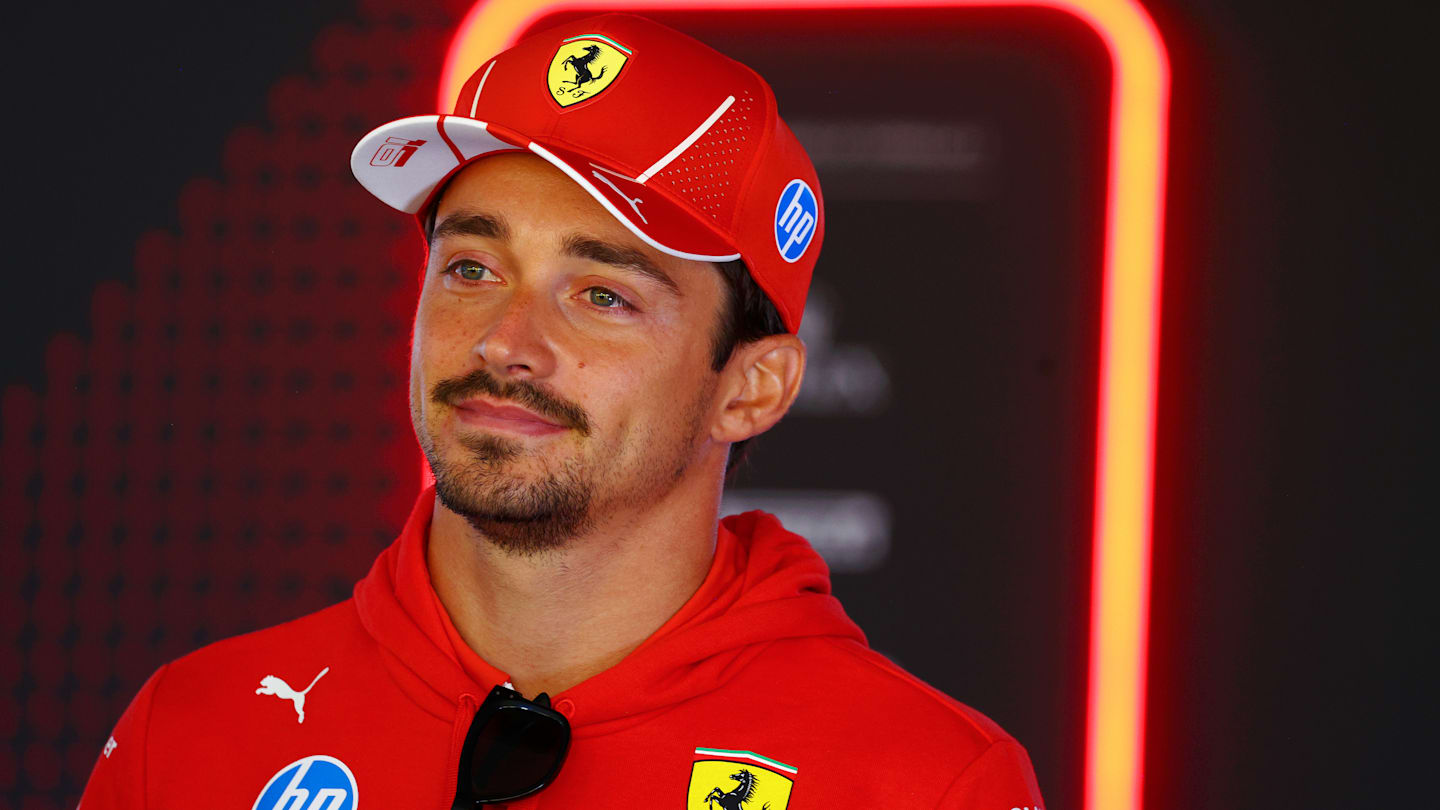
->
[78,487,1045,809]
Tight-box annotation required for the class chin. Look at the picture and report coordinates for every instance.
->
[424,430,598,554]
[431,460,595,556]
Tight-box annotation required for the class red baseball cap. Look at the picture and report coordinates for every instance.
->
[350,13,822,332]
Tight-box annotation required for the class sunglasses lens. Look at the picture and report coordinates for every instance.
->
[464,705,568,801]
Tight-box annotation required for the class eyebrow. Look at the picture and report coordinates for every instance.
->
[562,234,681,295]
[430,211,511,245]
[430,211,681,296]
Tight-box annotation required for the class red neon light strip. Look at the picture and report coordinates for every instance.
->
[439,4,1169,810]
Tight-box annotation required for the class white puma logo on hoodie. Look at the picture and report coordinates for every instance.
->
[255,666,330,723]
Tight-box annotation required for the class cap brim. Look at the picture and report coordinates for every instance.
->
[351,115,740,263]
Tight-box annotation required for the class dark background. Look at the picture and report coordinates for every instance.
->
[1,1,1429,808]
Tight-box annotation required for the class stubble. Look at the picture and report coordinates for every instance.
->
[415,368,595,555]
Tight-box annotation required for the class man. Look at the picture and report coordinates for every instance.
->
[80,14,1045,809]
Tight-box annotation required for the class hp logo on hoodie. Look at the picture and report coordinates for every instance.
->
[252,755,358,810]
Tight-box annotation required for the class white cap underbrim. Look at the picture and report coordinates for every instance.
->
[350,115,740,263]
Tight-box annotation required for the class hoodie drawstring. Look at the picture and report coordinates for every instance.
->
[443,693,479,810]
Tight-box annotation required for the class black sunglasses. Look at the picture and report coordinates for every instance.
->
[451,684,572,807]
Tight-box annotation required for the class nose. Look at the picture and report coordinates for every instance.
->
[473,290,558,381]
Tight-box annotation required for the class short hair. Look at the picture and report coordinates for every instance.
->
[709,259,788,475]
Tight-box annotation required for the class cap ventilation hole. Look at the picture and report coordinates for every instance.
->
[656,93,759,220]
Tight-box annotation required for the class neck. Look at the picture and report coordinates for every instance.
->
[426,460,723,699]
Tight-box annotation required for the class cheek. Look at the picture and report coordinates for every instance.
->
[608,362,715,446]
[412,294,482,380]
[410,305,439,423]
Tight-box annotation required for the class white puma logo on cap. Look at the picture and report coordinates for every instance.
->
[255,666,330,724]
[591,166,648,225]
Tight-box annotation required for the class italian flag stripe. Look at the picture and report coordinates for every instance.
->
[562,33,632,55]
[693,747,798,774]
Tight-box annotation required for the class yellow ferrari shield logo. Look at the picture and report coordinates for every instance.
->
[686,749,796,809]
[548,34,630,107]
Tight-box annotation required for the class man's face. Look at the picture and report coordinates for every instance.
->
[410,153,728,553]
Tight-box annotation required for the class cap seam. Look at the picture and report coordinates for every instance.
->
[728,73,795,330]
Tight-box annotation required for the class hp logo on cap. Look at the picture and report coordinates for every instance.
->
[252,755,357,810]
[774,179,817,263]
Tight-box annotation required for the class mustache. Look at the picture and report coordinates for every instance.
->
[431,368,592,436]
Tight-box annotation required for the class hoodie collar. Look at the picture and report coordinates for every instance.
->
[354,486,865,731]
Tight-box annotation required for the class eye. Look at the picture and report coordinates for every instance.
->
[586,287,632,310]
[447,258,498,283]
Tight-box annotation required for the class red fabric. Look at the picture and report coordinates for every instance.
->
[386,13,822,331]
[78,487,1044,808]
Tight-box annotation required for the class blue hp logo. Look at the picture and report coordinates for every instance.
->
[252,755,357,810]
[774,179,817,263]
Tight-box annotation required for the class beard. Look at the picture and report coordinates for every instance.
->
[424,429,594,556]
[414,367,712,557]
[416,368,595,556]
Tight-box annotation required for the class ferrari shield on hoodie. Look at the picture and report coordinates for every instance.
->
[78,487,1046,808]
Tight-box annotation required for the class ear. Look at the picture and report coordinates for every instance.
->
[711,334,807,444]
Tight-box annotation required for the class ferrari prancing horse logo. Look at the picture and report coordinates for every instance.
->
[687,749,796,809]
[548,34,630,107]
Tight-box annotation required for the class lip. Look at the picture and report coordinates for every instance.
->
[451,398,568,437]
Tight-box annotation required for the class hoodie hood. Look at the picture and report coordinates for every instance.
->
[353,486,865,733]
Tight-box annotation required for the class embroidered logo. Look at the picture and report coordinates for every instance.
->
[255,666,330,724]
[252,755,357,810]
[774,179,817,263]
[102,735,117,758]
[369,137,425,167]
[548,34,630,107]
[591,164,649,225]
[687,748,796,809]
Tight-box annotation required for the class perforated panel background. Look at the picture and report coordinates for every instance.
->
[0,2,474,804]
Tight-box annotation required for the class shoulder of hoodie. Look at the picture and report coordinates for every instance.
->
[742,633,1019,757]
[144,598,371,723]
[724,513,1018,749]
